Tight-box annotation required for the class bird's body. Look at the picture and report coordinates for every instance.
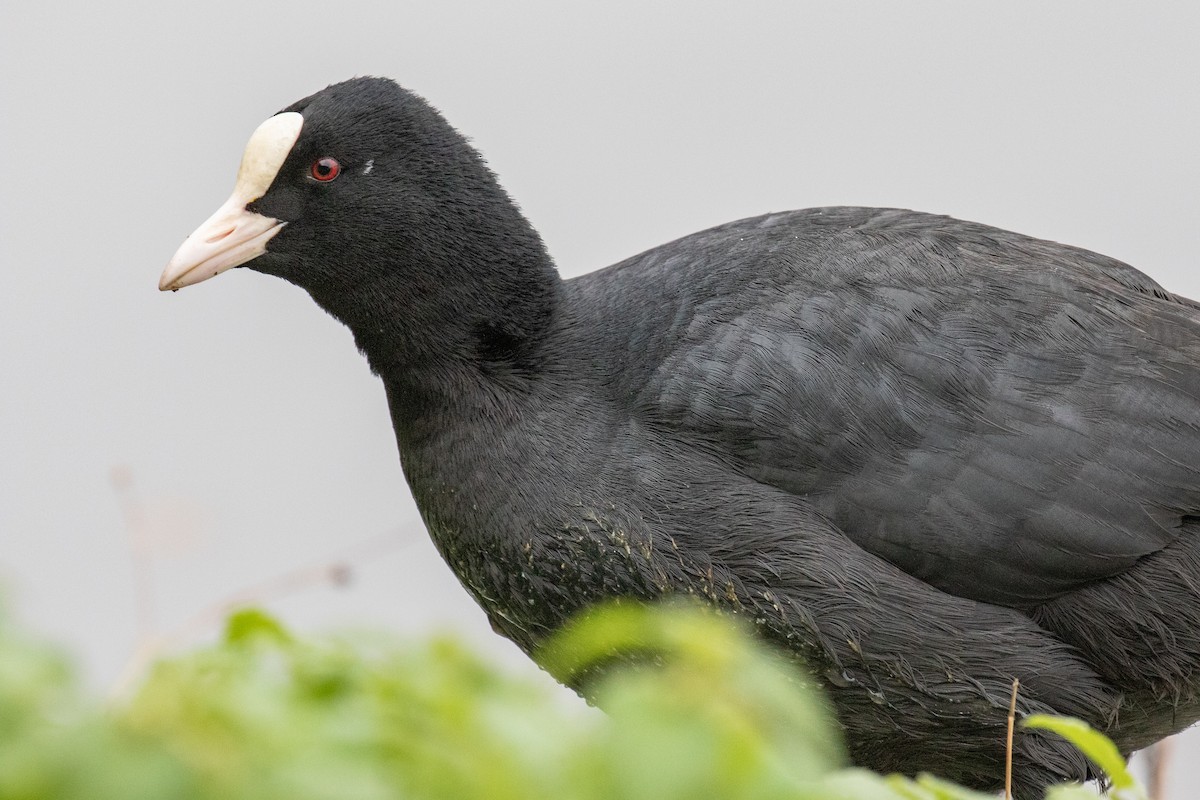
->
[162,78,1200,796]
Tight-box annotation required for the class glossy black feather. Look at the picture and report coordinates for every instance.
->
[203,77,1200,797]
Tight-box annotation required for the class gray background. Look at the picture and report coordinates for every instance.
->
[3,1,1198,793]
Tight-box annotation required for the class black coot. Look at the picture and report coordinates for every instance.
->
[161,77,1200,797]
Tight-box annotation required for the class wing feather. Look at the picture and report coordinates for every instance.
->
[626,208,1200,605]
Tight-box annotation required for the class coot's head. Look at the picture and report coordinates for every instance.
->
[160,77,556,370]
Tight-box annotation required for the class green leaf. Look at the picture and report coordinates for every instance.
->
[1022,714,1146,799]
[1044,784,1104,800]
[222,607,293,645]
[537,599,846,786]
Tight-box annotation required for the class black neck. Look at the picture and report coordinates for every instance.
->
[304,208,561,444]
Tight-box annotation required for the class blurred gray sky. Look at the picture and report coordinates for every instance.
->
[4,1,1199,792]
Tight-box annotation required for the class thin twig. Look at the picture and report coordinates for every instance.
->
[1006,677,1020,800]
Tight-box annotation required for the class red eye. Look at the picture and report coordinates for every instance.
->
[310,157,341,182]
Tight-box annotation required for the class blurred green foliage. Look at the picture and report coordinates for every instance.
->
[0,600,1136,799]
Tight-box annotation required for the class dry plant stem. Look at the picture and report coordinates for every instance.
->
[1006,677,1020,800]
[110,467,156,644]
[109,529,406,698]
[1146,737,1172,800]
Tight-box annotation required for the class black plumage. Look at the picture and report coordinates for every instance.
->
[162,77,1200,796]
